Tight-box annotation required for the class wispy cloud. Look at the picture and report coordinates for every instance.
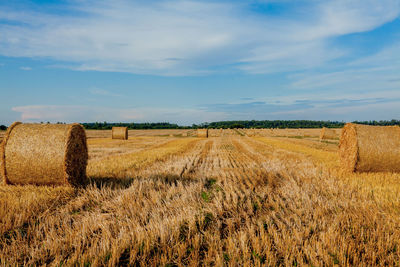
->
[0,0,398,76]
[287,41,400,97]
[11,105,227,125]
[20,66,32,70]
[89,88,122,97]
[203,93,400,121]
[10,89,400,124]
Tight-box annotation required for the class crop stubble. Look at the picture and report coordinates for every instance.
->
[0,130,399,266]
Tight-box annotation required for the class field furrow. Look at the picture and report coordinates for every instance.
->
[1,133,400,266]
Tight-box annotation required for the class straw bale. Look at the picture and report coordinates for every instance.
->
[112,127,128,140]
[319,127,337,140]
[197,129,208,138]
[339,123,400,172]
[0,122,88,186]
[247,129,255,137]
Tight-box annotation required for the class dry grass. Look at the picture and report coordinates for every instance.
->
[0,129,399,265]
[244,128,322,138]
[88,136,177,161]
[86,129,192,139]
[197,129,208,138]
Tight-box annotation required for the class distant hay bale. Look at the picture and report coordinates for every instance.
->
[182,132,188,137]
[319,127,337,140]
[297,129,304,137]
[339,123,400,172]
[197,129,208,138]
[0,122,88,186]
[112,127,128,140]
[247,129,255,137]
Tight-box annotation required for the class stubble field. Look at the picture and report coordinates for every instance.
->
[1,128,400,266]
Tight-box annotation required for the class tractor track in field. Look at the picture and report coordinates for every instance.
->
[179,140,214,178]
[0,135,290,265]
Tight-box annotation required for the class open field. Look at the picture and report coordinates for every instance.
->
[86,129,196,139]
[1,128,399,265]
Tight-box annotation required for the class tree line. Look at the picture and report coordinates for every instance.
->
[1,120,399,130]
[82,122,189,130]
[84,120,400,129]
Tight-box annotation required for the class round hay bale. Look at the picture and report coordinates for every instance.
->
[0,122,88,186]
[319,127,337,140]
[197,129,208,138]
[112,127,128,140]
[339,123,400,172]
[246,129,255,137]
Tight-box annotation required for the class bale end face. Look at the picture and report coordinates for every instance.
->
[339,123,358,172]
[0,122,22,184]
[1,122,88,186]
[112,127,128,140]
[64,124,88,186]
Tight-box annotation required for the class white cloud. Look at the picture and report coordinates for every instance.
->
[306,0,400,38]
[20,66,32,71]
[287,41,400,96]
[270,100,400,122]
[0,0,398,75]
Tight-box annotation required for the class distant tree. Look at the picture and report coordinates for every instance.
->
[230,123,244,129]
[79,120,400,130]
[0,125,7,130]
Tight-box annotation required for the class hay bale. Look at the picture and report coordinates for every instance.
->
[246,129,255,137]
[0,122,88,186]
[320,127,337,140]
[112,127,128,140]
[197,129,208,138]
[339,123,400,172]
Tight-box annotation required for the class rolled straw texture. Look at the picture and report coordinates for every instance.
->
[112,127,128,140]
[0,122,88,186]
[197,129,208,138]
[339,123,400,172]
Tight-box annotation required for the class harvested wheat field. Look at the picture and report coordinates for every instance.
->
[197,128,208,138]
[1,128,400,266]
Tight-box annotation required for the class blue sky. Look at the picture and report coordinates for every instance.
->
[0,0,400,125]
